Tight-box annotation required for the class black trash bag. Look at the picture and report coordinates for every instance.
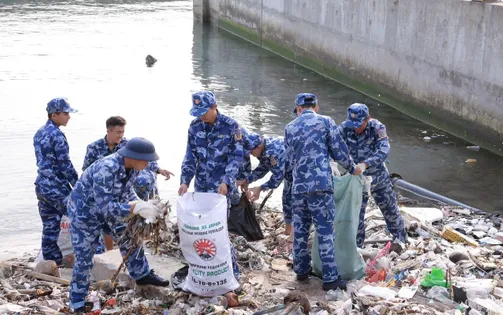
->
[228,194,264,241]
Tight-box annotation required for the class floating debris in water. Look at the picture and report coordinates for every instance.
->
[466,146,480,152]
[146,54,157,67]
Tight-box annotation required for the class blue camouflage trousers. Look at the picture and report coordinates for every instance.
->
[292,191,339,283]
[69,216,150,310]
[37,195,67,265]
[356,176,407,248]
[282,180,293,224]
[134,170,158,201]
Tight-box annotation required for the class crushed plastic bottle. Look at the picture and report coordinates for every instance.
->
[325,288,347,301]
[90,291,100,311]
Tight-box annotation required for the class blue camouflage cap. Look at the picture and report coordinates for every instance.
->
[243,132,262,151]
[293,93,318,113]
[190,91,216,117]
[46,98,77,114]
[346,103,370,128]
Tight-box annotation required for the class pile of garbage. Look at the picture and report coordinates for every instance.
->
[2,195,503,314]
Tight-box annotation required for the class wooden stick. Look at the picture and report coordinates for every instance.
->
[258,190,274,214]
[23,270,70,286]
[111,246,136,287]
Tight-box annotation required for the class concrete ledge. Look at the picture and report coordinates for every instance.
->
[56,250,185,288]
[204,0,503,156]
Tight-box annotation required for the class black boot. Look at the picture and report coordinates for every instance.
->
[296,268,312,281]
[136,269,170,286]
[322,278,348,291]
[73,302,93,314]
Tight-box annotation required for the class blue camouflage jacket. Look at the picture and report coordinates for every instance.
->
[284,110,355,194]
[67,153,137,221]
[246,137,286,191]
[82,136,159,173]
[180,112,244,193]
[33,120,78,199]
[338,118,391,178]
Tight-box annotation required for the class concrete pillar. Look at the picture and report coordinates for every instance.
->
[193,0,203,22]
[194,0,213,24]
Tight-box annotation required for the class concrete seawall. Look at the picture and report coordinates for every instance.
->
[194,0,503,155]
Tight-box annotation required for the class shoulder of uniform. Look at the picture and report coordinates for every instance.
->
[285,119,297,130]
[368,118,385,129]
[100,155,120,172]
[189,118,201,127]
[89,137,105,147]
[317,114,336,129]
[50,128,65,139]
[221,114,239,127]
[338,120,351,131]
[369,119,388,139]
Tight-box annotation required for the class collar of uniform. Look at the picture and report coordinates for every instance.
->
[262,137,274,158]
[102,135,123,153]
[300,109,315,116]
[101,135,109,151]
[353,122,371,138]
[46,119,59,129]
[202,111,223,129]
[116,153,128,180]
[214,111,223,127]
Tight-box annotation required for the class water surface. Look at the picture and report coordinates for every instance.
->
[0,0,501,260]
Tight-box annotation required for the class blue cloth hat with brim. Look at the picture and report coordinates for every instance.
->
[190,91,216,117]
[118,137,159,161]
[46,98,77,114]
[346,103,370,128]
[244,132,263,151]
[293,93,318,114]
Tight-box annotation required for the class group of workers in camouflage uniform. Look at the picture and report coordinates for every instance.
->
[33,91,406,312]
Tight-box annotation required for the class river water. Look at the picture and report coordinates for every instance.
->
[0,0,502,260]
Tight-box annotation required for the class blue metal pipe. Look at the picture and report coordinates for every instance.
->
[390,173,485,214]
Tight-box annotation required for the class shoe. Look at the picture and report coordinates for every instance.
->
[322,278,348,291]
[296,268,312,281]
[136,269,170,286]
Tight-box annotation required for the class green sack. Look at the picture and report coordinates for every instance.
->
[311,174,366,280]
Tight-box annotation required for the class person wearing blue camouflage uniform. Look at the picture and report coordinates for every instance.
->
[229,127,253,206]
[237,132,293,235]
[68,138,171,313]
[178,91,243,281]
[83,116,174,201]
[338,103,407,248]
[33,98,79,266]
[284,93,363,291]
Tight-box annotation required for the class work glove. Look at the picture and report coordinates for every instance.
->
[133,200,158,224]
[362,175,372,195]
[356,163,367,174]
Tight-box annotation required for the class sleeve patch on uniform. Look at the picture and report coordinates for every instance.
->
[270,156,277,166]
[378,128,387,139]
